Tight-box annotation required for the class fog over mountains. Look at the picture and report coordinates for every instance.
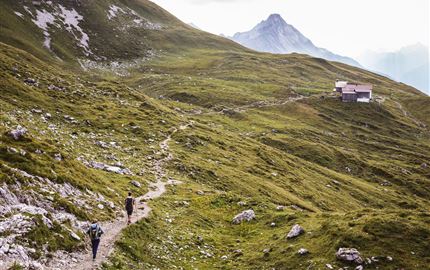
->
[230,14,361,68]
[359,44,429,95]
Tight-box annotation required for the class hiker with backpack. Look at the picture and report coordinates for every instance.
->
[86,220,104,261]
[125,192,135,225]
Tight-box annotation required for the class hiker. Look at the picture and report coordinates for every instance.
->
[86,220,104,261]
[125,192,135,225]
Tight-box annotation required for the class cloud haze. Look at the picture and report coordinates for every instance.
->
[151,0,429,58]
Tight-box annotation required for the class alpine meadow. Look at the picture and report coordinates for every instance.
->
[0,1,429,270]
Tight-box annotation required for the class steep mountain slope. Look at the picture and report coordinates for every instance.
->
[0,0,244,64]
[0,1,429,270]
[359,44,429,95]
[231,14,361,67]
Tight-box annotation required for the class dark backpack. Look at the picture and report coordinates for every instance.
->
[125,197,134,211]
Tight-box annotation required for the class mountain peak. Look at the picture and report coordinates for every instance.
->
[267,13,283,20]
[231,14,361,67]
[265,13,286,25]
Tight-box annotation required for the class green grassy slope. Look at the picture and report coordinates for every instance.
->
[0,0,245,64]
[0,0,429,269]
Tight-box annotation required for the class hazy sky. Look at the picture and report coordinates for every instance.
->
[151,0,429,58]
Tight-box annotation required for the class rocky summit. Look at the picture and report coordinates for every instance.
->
[0,0,429,269]
[231,14,361,67]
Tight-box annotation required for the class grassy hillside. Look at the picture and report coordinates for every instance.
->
[0,0,244,64]
[0,0,429,269]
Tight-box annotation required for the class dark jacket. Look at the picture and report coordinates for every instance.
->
[87,223,104,240]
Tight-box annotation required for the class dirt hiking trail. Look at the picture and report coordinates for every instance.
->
[47,125,188,270]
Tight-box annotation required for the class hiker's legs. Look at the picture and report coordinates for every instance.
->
[127,210,133,224]
[91,239,100,259]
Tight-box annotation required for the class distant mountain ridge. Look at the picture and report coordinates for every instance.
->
[359,43,429,95]
[230,14,361,67]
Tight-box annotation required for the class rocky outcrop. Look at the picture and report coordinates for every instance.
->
[232,210,256,224]
[77,157,133,175]
[336,248,363,264]
[8,126,27,140]
[286,224,304,239]
[0,165,115,269]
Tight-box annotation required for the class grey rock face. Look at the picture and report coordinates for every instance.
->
[232,209,256,224]
[230,14,360,67]
[336,248,363,264]
[286,224,304,239]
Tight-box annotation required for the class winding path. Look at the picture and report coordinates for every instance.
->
[186,95,306,116]
[47,125,187,270]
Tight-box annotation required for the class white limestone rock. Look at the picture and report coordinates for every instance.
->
[336,248,363,264]
[232,210,255,224]
[286,224,304,239]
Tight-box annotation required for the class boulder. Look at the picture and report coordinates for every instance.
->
[325,264,334,269]
[297,248,308,255]
[233,249,243,256]
[95,141,109,148]
[70,232,81,241]
[24,78,37,84]
[7,147,18,154]
[29,261,43,270]
[276,205,285,211]
[286,224,304,239]
[9,126,27,140]
[131,180,141,188]
[79,158,133,175]
[1,243,10,253]
[232,209,255,224]
[336,248,363,264]
[31,109,43,114]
